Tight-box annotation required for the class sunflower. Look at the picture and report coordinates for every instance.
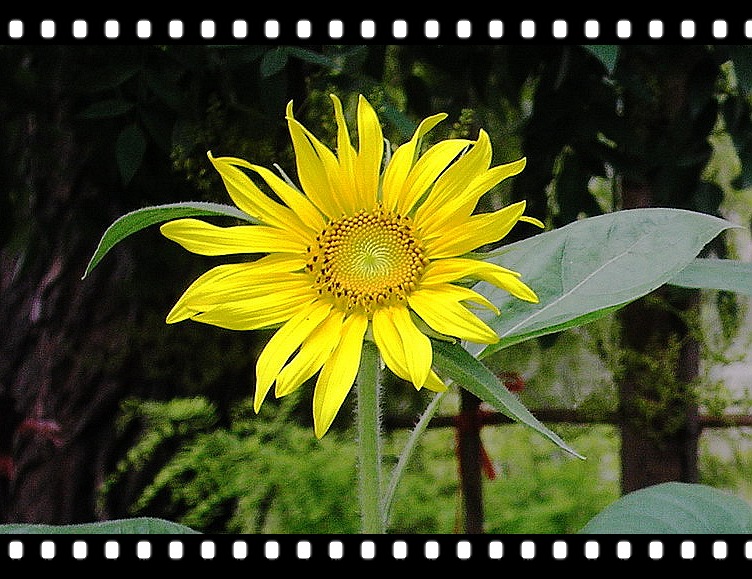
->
[160,94,542,437]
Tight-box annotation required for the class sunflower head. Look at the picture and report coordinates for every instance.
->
[160,94,542,437]
[306,205,429,314]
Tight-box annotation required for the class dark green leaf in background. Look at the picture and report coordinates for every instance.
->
[76,99,135,120]
[260,47,289,78]
[728,45,752,96]
[116,123,147,186]
[286,46,342,72]
[582,45,619,75]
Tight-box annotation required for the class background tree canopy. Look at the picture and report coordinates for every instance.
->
[2,44,751,531]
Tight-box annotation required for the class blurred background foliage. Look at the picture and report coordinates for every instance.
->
[2,44,752,532]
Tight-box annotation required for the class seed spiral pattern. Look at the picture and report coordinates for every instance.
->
[306,206,429,314]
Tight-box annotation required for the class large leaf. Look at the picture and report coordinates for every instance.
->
[670,258,752,296]
[474,208,737,358]
[0,517,199,534]
[579,482,752,534]
[82,202,256,279]
[432,340,584,459]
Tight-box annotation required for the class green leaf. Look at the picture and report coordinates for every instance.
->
[0,517,200,534]
[82,202,257,279]
[432,340,584,459]
[76,63,141,93]
[260,47,289,78]
[579,482,752,534]
[259,46,343,78]
[77,98,135,119]
[670,258,752,296]
[144,68,188,114]
[475,208,737,358]
[582,45,619,75]
[286,46,342,72]
[116,123,147,186]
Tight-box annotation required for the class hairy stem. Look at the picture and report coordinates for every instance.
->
[356,340,384,533]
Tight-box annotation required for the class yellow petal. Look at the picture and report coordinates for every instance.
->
[458,157,527,215]
[381,112,447,212]
[354,94,384,210]
[419,282,500,314]
[422,258,519,283]
[330,94,360,210]
[192,293,314,331]
[232,159,326,235]
[391,307,432,389]
[421,258,539,303]
[286,101,352,217]
[370,307,451,392]
[417,156,527,237]
[331,94,357,167]
[521,215,546,228]
[313,312,368,438]
[414,130,491,224]
[275,310,345,398]
[423,201,527,259]
[373,306,432,390]
[423,371,448,392]
[166,269,309,324]
[394,139,472,216]
[165,255,307,322]
[372,307,407,378]
[255,301,333,412]
[175,275,311,312]
[208,153,301,231]
[408,286,500,344]
[160,218,308,255]
[177,282,316,329]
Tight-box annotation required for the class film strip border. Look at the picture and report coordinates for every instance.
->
[1,17,751,43]
[2,536,752,563]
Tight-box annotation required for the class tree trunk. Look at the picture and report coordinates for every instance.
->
[618,290,700,493]
[615,46,715,493]
[457,389,484,533]
[0,48,140,523]
[0,46,201,524]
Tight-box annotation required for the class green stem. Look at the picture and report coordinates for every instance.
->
[356,340,384,534]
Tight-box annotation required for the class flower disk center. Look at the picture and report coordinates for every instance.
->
[307,207,428,313]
